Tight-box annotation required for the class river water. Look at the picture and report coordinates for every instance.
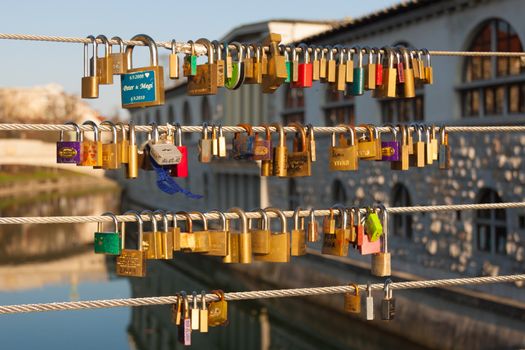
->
[0,178,429,350]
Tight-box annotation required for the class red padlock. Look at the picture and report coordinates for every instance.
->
[170,123,188,177]
[395,49,405,83]
[292,43,313,88]
[352,207,365,247]
[375,47,383,87]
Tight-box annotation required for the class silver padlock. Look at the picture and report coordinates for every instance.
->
[381,279,395,321]
[366,282,374,321]
[198,123,213,163]
[148,122,182,165]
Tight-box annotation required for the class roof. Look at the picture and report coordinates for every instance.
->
[301,0,439,43]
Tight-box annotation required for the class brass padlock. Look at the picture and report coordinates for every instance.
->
[287,122,311,177]
[423,48,433,84]
[178,211,195,252]
[364,47,376,90]
[400,47,415,98]
[326,45,336,83]
[424,126,434,165]
[188,38,218,95]
[291,207,307,256]
[100,121,120,170]
[110,36,128,75]
[250,208,271,255]
[260,125,274,177]
[222,218,240,264]
[261,33,286,93]
[439,125,451,170]
[127,122,139,178]
[81,35,99,99]
[190,211,211,253]
[344,283,361,314]
[306,124,316,163]
[115,122,129,164]
[229,207,252,264]
[254,208,290,263]
[371,204,391,277]
[322,205,350,257]
[333,45,346,91]
[166,210,181,251]
[391,125,410,171]
[357,124,378,159]
[311,46,321,81]
[208,290,228,327]
[81,121,103,168]
[345,47,355,83]
[323,208,336,234]
[212,41,225,87]
[272,123,287,177]
[116,211,146,277]
[382,47,397,98]
[154,210,174,259]
[204,210,228,257]
[329,124,358,171]
[141,210,160,259]
[409,124,425,168]
[95,35,113,85]
[169,39,180,79]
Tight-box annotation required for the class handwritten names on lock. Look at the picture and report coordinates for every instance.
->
[121,70,157,107]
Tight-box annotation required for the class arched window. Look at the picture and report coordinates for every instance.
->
[392,183,413,239]
[201,96,211,123]
[282,85,305,124]
[288,179,300,209]
[332,180,347,204]
[462,19,525,117]
[476,188,507,255]
[380,43,425,123]
[183,101,192,142]
[324,87,354,126]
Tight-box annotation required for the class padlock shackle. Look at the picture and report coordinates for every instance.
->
[141,210,158,233]
[293,207,304,230]
[271,123,286,147]
[350,283,360,296]
[351,206,362,225]
[123,210,143,251]
[196,38,214,64]
[362,46,373,65]
[373,47,382,65]
[115,122,127,142]
[61,121,82,142]
[208,210,227,231]
[84,35,97,77]
[100,211,119,233]
[111,36,124,53]
[129,121,136,146]
[149,122,159,142]
[154,210,169,232]
[229,207,248,234]
[211,40,222,61]
[353,45,362,68]
[175,122,183,147]
[177,211,193,233]
[398,46,411,69]
[190,211,208,231]
[248,208,268,231]
[297,43,310,63]
[231,41,244,63]
[201,122,209,139]
[383,46,395,69]
[82,120,100,142]
[125,34,159,70]
[423,48,431,66]
[376,204,388,252]
[262,124,272,141]
[96,34,111,57]
[331,204,347,229]
[288,122,306,152]
[201,290,207,309]
[384,124,398,142]
[397,124,407,146]
[100,120,118,144]
[410,123,422,142]
[264,207,287,234]
[166,210,177,229]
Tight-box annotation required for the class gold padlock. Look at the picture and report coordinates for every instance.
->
[178,211,196,252]
[272,123,287,177]
[291,207,307,256]
[190,211,211,253]
[81,35,99,99]
[116,211,146,277]
[110,36,128,75]
[322,205,350,257]
[229,207,252,264]
[287,122,311,177]
[357,124,378,159]
[141,210,160,260]
[95,35,113,85]
[329,124,358,171]
[154,210,174,259]
[371,204,391,277]
[100,121,120,170]
[344,283,361,314]
[166,210,181,251]
[204,210,228,257]
[250,208,271,255]
[81,121,103,168]
[254,208,290,263]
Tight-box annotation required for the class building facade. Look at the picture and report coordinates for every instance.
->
[119,0,525,318]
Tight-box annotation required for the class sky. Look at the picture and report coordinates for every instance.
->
[0,0,400,117]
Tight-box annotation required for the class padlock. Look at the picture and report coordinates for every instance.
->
[287,122,311,177]
[100,120,120,169]
[307,208,319,242]
[344,283,361,314]
[57,122,82,164]
[395,50,405,90]
[121,34,165,108]
[323,208,336,235]
[351,207,365,248]
[148,122,182,166]
[410,49,421,80]
[382,47,397,98]
[170,123,188,177]
[381,125,400,162]
[424,126,434,165]
[80,120,103,167]
[94,212,121,255]
[311,46,321,81]
[204,210,228,257]
[291,207,307,256]
[409,124,426,168]
[333,45,346,92]
[371,204,391,277]
[381,279,395,321]
[366,283,374,320]
[423,48,433,84]
[319,46,328,81]
[199,291,209,333]
[430,125,439,161]
[172,294,182,325]
[322,205,350,257]
[375,47,383,87]
[141,210,160,259]
[283,45,292,83]
[391,125,409,170]
[190,211,211,253]
[229,207,252,264]
[246,44,263,84]
[178,292,192,345]
[349,46,364,96]
[243,45,254,80]
[178,212,195,252]
[222,217,239,264]
[271,123,287,177]
[169,39,180,79]
[224,42,245,90]
[110,36,128,75]
[154,210,174,259]
[290,45,299,83]
[166,210,181,252]
[223,41,233,79]
[364,207,383,242]
[127,122,139,178]
[357,124,378,159]
[254,208,290,263]
[326,45,336,83]
[115,122,129,164]
[116,211,146,277]
[95,34,113,85]
[253,124,272,161]
[400,47,415,98]
[260,125,274,176]
[232,123,255,160]
[213,124,227,158]
[345,47,355,83]
[291,43,313,88]
[361,47,374,91]
[212,41,225,87]
[261,33,287,93]
[359,210,381,256]
[81,35,99,99]
[306,124,316,162]
[250,208,271,255]
[329,124,358,171]
[183,40,197,77]
[198,123,213,163]
[188,38,218,95]
[208,290,228,327]
[191,291,200,331]
[439,125,451,170]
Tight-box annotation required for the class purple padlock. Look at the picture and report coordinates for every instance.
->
[381,125,400,161]
[56,121,82,164]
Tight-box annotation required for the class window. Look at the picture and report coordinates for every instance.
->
[475,188,507,255]
[392,184,413,239]
[282,86,305,124]
[201,96,211,123]
[380,43,425,123]
[332,180,347,204]
[183,101,192,142]
[288,179,300,209]
[323,88,354,126]
[462,19,525,117]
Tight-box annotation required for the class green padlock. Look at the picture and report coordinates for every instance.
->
[283,45,291,83]
[350,46,364,96]
[364,207,383,242]
[225,42,245,90]
[94,212,121,255]
[184,40,197,76]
